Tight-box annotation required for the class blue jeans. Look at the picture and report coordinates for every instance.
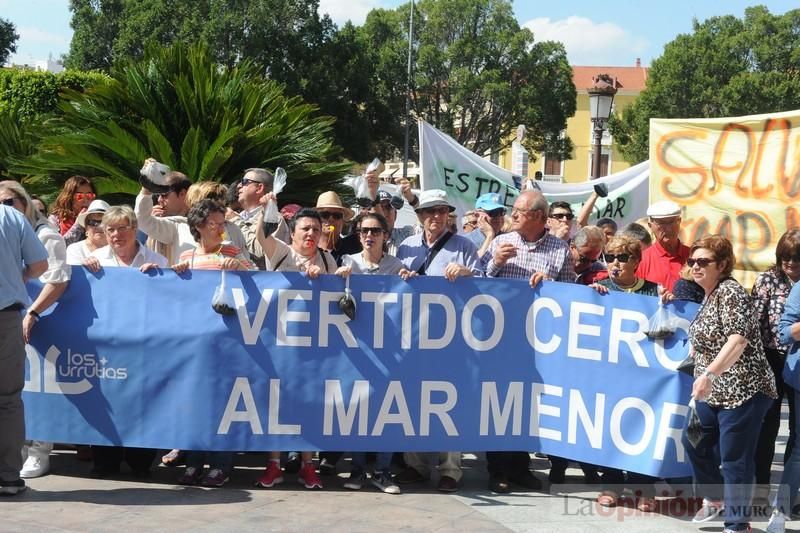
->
[351,452,392,474]
[683,393,772,532]
[774,387,800,514]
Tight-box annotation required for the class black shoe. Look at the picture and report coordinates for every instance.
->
[437,475,459,492]
[509,469,542,490]
[0,478,26,496]
[318,458,337,476]
[284,453,301,474]
[394,467,425,485]
[548,466,566,484]
[488,473,511,493]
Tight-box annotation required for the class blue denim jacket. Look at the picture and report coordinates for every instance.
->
[779,282,800,390]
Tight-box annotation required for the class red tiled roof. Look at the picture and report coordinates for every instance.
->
[572,65,649,92]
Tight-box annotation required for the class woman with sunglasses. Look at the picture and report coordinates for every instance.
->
[591,235,659,297]
[336,212,404,277]
[0,180,71,479]
[333,212,403,494]
[589,235,659,511]
[682,235,776,533]
[48,175,97,246]
[65,200,110,265]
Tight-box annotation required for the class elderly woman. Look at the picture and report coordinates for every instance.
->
[751,230,800,511]
[48,175,97,245]
[768,273,800,531]
[83,206,167,273]
[65,200,110,265]
[169,200,254,487]
[589,235,659,510]
[253,198,334,490]
[81,206,166,478]
[682,235,776,533]
[334,212,403,494]
[0,180,71,479]
[592,235,658,296]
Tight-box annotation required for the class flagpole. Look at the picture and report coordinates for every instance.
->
[402,0,414,182]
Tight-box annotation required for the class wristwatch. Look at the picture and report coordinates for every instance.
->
[702,369,718,383]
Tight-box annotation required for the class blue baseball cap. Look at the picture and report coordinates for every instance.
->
[475,193,505,212]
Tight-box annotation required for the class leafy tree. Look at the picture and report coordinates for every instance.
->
[361,0,576,159]
[611,6,800,164]
[0,17,19,65]
[0,70,108,180]
[13,43,350,205]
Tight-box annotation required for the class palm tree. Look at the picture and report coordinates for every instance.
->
[12,42,351,205]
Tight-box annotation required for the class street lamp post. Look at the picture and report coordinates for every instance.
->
[402,0,415,182]
[587,75,617,180]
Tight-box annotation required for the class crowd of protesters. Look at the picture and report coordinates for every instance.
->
[2,163,800,533]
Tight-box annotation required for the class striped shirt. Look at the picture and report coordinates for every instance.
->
[179,244,256,271]
[483,231,574,281]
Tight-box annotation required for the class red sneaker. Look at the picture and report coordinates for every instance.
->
[298,463,323,490]
[254,461,284,488]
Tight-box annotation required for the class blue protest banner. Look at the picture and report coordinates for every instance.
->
[24,267,696,477]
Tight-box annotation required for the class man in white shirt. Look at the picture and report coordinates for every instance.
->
[134,171,193,265]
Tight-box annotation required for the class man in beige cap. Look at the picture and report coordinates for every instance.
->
[637,200,689,290]
[315,191,358,264]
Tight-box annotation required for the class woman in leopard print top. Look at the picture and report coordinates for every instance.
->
[682,235,776,532]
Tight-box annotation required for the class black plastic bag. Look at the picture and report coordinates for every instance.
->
[212,269,236,315]
[685,399,704,448]
[645,302,680,339]
[338,274,356,320]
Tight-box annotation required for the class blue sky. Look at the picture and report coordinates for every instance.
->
[2,0,797,66]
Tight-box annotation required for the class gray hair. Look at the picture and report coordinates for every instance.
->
[573,225,606,249]
[102,205,137,230]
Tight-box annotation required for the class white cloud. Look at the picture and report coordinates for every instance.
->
[523,16,648,66]
[318,0,383,26]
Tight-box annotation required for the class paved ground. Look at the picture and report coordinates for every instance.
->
[3,448,796,533]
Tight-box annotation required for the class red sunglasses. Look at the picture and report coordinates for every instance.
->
[74,192,96,202]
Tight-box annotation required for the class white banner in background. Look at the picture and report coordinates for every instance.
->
[418,120,650,227]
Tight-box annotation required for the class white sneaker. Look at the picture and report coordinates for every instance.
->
[20,454,50,479]
[766,509,786,533]
[692,498,723,523]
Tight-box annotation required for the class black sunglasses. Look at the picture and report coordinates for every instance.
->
[358,227,384,236]
[687,258,716,268]
[550,212,574,221]
[240,177,261,186]
[357,196,404,210]
[603,253,631,264]
[85,218,103,227]
[1,197,15,206]
[318,211,344,220]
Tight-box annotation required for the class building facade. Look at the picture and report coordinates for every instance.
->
[496,61,648,184]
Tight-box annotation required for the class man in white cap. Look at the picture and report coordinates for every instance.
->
[393,189,481,493]
[637,200,689,291]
